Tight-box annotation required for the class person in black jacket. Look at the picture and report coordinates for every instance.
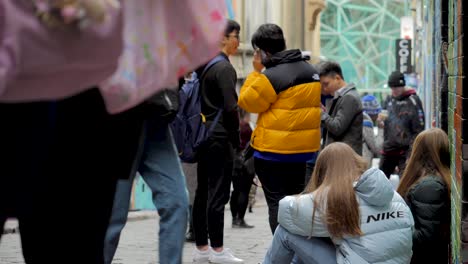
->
[229,109,254,229]
[397,128,451,264]
[379,71,425,177]
[192,20,243,263]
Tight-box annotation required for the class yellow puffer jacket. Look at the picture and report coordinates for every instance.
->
[238,49,321,154]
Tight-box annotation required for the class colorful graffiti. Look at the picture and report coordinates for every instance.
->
[423,0,466,262]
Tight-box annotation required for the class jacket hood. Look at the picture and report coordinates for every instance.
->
[264,49,304,68]
[354,168,394,206]
[395,88,416,100]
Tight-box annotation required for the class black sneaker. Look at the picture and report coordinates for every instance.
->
[232,218,254,229]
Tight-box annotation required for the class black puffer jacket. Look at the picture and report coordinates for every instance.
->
[406,175,450,264]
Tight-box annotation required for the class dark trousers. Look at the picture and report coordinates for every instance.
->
[254,158,306,234]
[0,89,144,263]
[379,152,408,178]
[193,138,234,248]
[230,157,255,220]
[305,162,316,185]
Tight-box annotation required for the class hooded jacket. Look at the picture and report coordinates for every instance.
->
[278,168,414,264]
[238,49,321,154]
[383,89,425,153]
[405,175,450,264]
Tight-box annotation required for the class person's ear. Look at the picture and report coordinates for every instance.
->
[220,35,228,46]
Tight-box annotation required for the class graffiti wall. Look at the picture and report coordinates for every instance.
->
[418,1,465,262]
[448,0,467,262]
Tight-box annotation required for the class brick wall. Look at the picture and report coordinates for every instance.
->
[447,0,466,263]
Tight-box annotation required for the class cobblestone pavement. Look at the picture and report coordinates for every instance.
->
[0,192,272,264]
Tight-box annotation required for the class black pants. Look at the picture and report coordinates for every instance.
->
[0,89,144,263]
[254,158,306,234]
[193,138,234,248]
[305,162,316,185]
[379,152,408,178]
[230,156,255,220]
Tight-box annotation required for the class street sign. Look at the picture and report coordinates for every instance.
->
[395,39,412,73]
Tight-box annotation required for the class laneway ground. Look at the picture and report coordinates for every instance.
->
[0,193,272,264]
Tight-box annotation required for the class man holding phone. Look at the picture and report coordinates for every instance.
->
[238,23,321,234]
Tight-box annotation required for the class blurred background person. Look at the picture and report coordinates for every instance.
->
[380,71,425,178]
[361,94,382,167]
[230,110,255,229]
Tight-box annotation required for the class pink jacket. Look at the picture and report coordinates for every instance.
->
[0,0,123,102]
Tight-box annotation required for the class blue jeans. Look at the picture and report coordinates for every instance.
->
[104,123,189,264]
[264,226,337,264]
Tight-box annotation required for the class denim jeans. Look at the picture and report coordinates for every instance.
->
[263,226,336,264]
[104,122,189,264]
[305,162,315,185]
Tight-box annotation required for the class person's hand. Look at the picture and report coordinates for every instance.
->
[253,49,265,72]
[377,116,385,129]
[377,120,385,129]
[320,104,327,112]
[81,0,120,24]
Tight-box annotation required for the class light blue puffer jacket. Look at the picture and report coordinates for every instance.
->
[278,168,414,264]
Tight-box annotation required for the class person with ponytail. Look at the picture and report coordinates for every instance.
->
[263,142,414,264]
[397,128,451,264]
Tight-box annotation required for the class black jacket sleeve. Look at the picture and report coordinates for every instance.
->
[409,95,425,143]
[408,177,449,246]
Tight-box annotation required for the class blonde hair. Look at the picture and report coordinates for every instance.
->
[305,142,368,238]
[397,128,451,198]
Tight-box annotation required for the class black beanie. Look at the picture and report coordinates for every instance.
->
[388,71,406,87]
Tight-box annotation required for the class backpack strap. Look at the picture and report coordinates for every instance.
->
[199,55,228,135]
[201,55,227,78]
[206,109,223,135]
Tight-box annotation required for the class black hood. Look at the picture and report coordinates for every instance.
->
[263,49,304,68]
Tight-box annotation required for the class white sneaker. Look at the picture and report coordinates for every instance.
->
[193,247,210,263]
[209,248,244,263]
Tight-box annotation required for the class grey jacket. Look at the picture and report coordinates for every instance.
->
[278,168,414,264]
[322,83,363,155]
